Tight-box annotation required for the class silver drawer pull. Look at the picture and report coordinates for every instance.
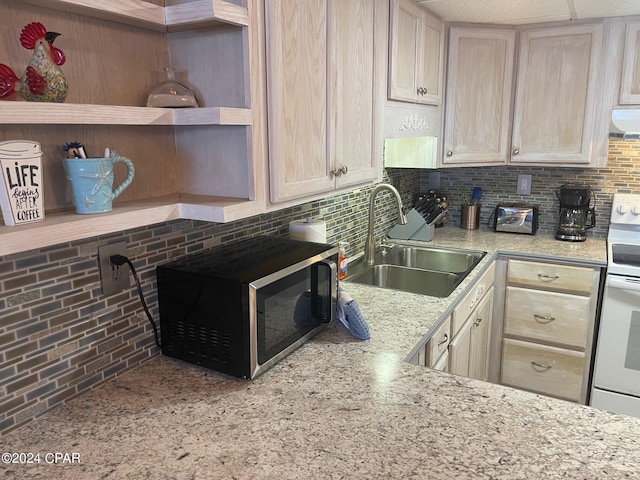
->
[531,361,552,371]
[537,273,559,281]
[437,333,449,346]
[533,314,555,323]
[474,316,483,327]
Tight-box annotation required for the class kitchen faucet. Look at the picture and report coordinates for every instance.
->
[364,183,408,266]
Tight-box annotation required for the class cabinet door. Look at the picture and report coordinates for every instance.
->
[417,11,444,105]
[388,0,443,105]
[330,0,379,189]
[443,27,515,165]
[388,0,422,103]
[511,24,603,165]
[448,316,472,377]
[620,22,640,104]
[265,0,334,203]
[469,287,494,381]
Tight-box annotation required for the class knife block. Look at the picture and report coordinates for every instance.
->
[387,209,435,241]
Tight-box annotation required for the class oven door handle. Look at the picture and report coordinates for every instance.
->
[607,276,640,292]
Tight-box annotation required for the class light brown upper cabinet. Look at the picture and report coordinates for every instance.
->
[266,0,385,204]
[388,0,444,105]
[510,23,604,165]
[442,27,515,166]
[620,21,640,104]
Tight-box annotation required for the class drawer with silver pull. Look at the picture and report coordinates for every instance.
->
[506,259,594,295]
[503,286,590,349]
[501,338,585,402]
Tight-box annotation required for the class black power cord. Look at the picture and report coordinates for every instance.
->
[109,254,161,349]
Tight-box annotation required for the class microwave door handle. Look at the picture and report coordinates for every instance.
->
[312,259,337,323]
[324,259,338,323]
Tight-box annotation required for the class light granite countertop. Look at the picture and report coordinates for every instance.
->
[2,227,640,480]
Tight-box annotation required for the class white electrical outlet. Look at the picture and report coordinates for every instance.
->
[517,174,532,195]
[98,242,130,296]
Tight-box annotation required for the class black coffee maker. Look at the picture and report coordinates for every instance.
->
[555,184,596,241]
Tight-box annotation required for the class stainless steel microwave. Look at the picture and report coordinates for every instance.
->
[156,236,338,379]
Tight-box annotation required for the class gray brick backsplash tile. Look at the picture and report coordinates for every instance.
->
[6,289,41,307]
[86,356,112,374]
[39,360,71,381]
[30,300,63,318]
[97,336,123,353]
[0,364,16,381]
[0,331,17,347]
[4,273,37,290]
[14,401,47,425]
[46,386,77,407]
[5,373,38,394]
[14,254,48,270]
[47,341,79,361]
[17,353,51,373]
[76,372,105,392]
[25,381,57,401]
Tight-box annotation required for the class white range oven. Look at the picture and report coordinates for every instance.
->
[591,193,640,418]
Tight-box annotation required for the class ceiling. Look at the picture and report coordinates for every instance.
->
[418,0,640,25]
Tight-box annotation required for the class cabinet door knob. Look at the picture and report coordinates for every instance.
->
[446,151,453,157]
[474,316,483,327]
[512,148,520,155]
[330,165,348,178]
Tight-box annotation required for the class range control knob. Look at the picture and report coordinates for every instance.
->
[632,204,640,216]
[617,203,629,215]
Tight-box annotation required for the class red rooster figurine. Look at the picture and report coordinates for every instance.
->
[0,22,68,102]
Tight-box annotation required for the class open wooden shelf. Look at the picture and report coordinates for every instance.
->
[0,103,251,126]
[17,0,249,31]
[0,194,264,256]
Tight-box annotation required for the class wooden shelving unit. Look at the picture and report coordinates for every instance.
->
[1,0,263,256]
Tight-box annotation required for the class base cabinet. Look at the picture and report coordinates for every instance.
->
[449,287,494,381]
[499,259,600,404]
[443,262,495,380]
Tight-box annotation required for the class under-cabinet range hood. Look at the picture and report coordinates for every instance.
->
[610,110,640,139]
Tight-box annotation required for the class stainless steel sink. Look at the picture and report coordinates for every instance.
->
[382,246,483,273]
[346,244,485,297]
[348,264,461,297]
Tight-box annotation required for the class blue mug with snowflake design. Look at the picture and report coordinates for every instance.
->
[64,152,135,214]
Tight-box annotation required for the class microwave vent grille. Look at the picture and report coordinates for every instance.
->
[164,319,233,366]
